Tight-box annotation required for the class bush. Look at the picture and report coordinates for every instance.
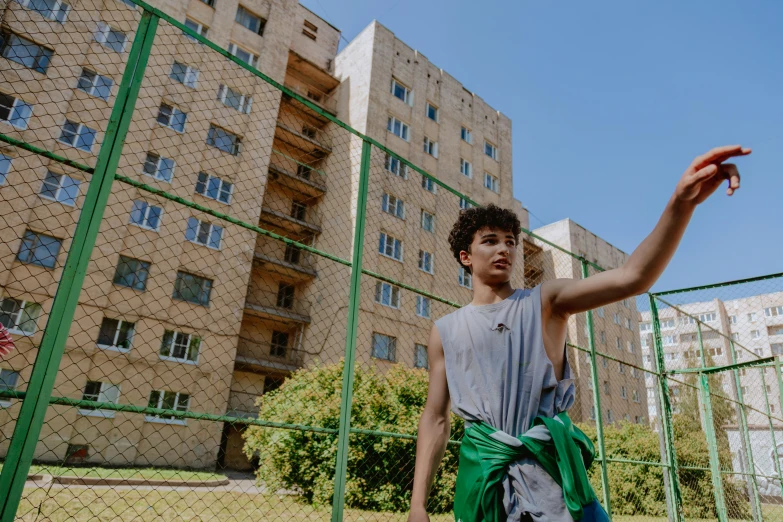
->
[242,361,463,513]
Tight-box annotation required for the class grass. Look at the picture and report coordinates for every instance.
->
[12,488,783,522]
[0,463,225,482]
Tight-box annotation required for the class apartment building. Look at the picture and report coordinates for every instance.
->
[532,218,649,426]
[0,0,528,470]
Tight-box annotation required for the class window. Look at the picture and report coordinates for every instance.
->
[195,172,233,203]
[460,158,472,178]
[227,43,258,67]
[381,193,405,219]
[302,20,318,40]
[420,174,436,193]
[263,376,284,394]
[600,331,606,344]
[766,306,783,317]
[207,125,241,155]
[14,0,69,22]
[0,297,42,334]
[217,84,252,114]
[160,330,201,363]
[0,369,19,407]
[484,140,498,160]
[169,61,199,88]
[597,307,605,318]
[619,363,625,374]
[284,244,302,265]
[156,104,187,133]
[183,18,208,41]
[613,313,621,325]
[621,386,627,399]
[387,116,410,141]
[375,282,400,309]
[372,333,397,361]
[730,332,739,341]
[698,312,717,323]
[459,198,475,210]
[414,343,428,369]
[173,271,213,306]
[641,336,649,348]
[185,217,223,249]
[460,126,472,144]
[96,317,135,351]
[0,31,54,73]
[199,0,213,6]
[604,381,610,394]
[458,267,472,289]
[94,22,127,52]
[129,200,162,231]
[628,341,635,353]
[426,102,438,122]
[607,410,614,422]
[418,250,433,274]
[379,233,403,261]
[662,335,677,346]
[58,120,96,152]
[661,319,675,330]
[270,331,288,357]
[484,172,498,193]
[391,78,412,105]
[291,201,307,221]
[0,154,11,185]
[755,348,763,356]
[39,171,80,206]
[79,381,120,417]
[143,153,175,183]
[748,313,758,322]
[729,315,737,324]
[616,337,622,350]
[146,390,189,424]
[385,154,408,178]
[17,230,61,268]
[602,357,608,368]
[276,283,294,309]
[0,93,33,129]
[421,210,435,233]
[416,296,431,319]
[632,367,639,378]
[77,69,113,101]
[639,322,651,332]
[235,6,266,35]
[772,327,783,336]
[422,137,438,158]
[117,0,137,8]
[751,330,761,339]
[113,256,150,291]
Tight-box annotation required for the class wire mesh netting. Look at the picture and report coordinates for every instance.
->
[1,0,783,519]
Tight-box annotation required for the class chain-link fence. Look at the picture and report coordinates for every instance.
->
[0,0,781,519]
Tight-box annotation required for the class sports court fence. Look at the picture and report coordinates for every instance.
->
[0,0,782,519]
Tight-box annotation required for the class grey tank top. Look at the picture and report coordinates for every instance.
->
[435,285,577,522]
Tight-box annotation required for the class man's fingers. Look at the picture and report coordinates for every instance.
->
[692,146,751,169]
[692,163,719,182]
[721,164,741,195]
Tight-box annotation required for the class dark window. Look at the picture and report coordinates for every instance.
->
[270,331,288,357]
[17,230,61,268]
[173,271,213,306]
[276,283,294,309]
[284,244,301,264]
[112,255,150,290]
[0,31,53,74]
[263,375,284,394]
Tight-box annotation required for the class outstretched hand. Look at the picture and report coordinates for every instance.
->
[675,145,751,205]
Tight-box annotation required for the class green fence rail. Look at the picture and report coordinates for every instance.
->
[0,0,782,520]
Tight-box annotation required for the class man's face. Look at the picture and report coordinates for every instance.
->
[460,226,517,284]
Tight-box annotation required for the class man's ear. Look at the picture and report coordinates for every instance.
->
[459,250,471,270]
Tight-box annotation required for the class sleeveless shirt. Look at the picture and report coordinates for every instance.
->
[434,285,577,522]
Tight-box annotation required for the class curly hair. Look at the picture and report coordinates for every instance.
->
[448,204,521,273]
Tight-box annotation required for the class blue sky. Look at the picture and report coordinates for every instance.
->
[302,0,782,292]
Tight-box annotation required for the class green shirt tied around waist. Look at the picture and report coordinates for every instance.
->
[454,411,608,522]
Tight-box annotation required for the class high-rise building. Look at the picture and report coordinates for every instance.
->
[0,0,527,470]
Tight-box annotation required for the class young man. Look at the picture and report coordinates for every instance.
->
[407,145,750,522]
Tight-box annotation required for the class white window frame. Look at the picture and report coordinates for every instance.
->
[227,42,258,67]
[484,172,499,193]
[94,22,128,52]
[421,210,435,233]
[217,84,252,114]
[14,0,70,22]
[420,174,436,193]
[235,5,266,35]
[460,158,472,178]
[415,296,431,319]
[185,217,223,250]
[129,200,163,231]
[390,78,413,106]
[0,368,20,408]
[751,330,761,340]
[159,330,201,364]
[58,120,96,152]
[1,298,42,336]
[0,153,11,185]
[379,232,403,262]
[459,198,474,210]
[145,390,189,425]
[195,171,233,204]
[183,18,208,42]
[381,193,405,219]
[484,140,498,160]
[77,69,113,101]
[414,343,428,368]
[0,93,33,130]
[371,332,397,362]
[374,281,400,309]
[156,103,187,133]
[458,267,472,289]
[207,125,242,155]
[765,306,783,317]
[39,170,80,206]
[96,317,135,353]
[460,126,472,144]
[661,319,676,330]
[170,61,199,88]
[698,312,717,323]
[142,152,175,183]
[422,136,438,158]
[748,312,758,322]
[426,102,438,122]
[418,250,434,274]
[385,154,408,178]
[78,381,121,418]
[387,116,410,141]
[662,335,677,346]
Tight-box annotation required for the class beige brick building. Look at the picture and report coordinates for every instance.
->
[0,0,530,471]
[531,218,649,425]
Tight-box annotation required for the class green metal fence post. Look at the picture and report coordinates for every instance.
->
[649,295,684,522]
[580,260,611,516]
[330,139,371,522]
[696,324,728,522]
[760,364,783,498]
[729,340,763,521]
[0,12,159,522]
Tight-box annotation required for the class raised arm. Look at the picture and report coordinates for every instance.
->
[543,145,751,317]
[408,325,451,522]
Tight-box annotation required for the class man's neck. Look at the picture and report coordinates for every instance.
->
[470,280,516,306]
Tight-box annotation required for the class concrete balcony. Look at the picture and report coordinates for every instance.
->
[244,289,311,325]
[235,338,303,373]
[282,82,337,120]
[274,121,332,159]
[260,205,321,239]
[253,241,317,282]
[267,160,326,199]
[226,390,261,419]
